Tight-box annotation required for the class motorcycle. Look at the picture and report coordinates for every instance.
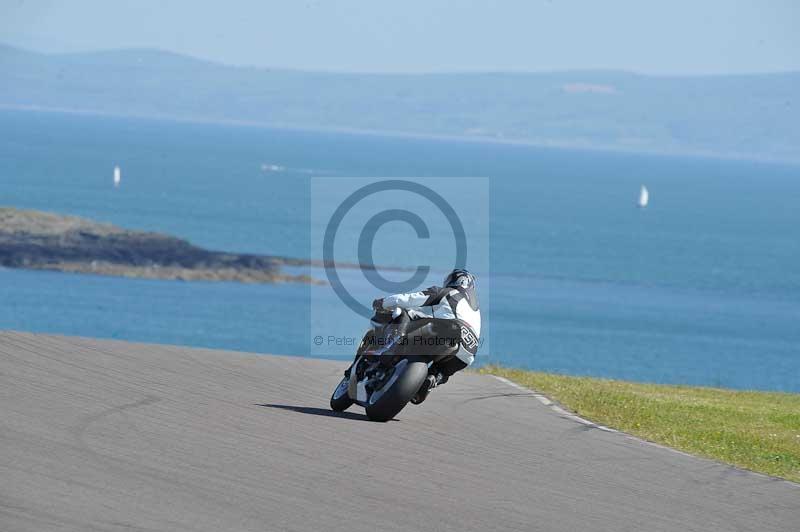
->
[329,309,462,421]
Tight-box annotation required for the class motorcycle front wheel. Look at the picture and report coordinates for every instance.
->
[329,376,354,411]
[365,358,429,422]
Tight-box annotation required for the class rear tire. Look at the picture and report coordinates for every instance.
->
[330,376,353,411]
[365,359,428,422]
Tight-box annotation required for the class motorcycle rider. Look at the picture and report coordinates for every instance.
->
[370,268,481,403]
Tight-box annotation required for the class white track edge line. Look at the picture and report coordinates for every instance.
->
[491,375,618,434]
[489,374,800,488]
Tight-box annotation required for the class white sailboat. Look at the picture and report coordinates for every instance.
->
[113,165,121,188]
[638,184,649,208]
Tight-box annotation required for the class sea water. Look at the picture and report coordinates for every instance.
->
[1,109,798,391]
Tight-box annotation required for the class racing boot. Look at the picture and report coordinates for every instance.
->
[410,372,447,405]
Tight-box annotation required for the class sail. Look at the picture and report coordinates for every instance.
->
[113,166,121,187]
[638,185,649,208]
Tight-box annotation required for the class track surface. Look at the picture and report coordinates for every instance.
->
[1,332,797,531]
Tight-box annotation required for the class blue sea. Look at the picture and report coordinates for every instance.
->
[1,109,799,391]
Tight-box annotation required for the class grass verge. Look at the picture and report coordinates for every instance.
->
[478,366,800,483]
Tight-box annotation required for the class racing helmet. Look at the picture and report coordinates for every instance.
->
[443,269,475,290]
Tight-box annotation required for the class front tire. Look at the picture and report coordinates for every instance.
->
[330,376,353,411]
[365,359,429,422]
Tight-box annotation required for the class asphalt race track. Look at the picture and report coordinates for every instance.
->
[1,332,797,531]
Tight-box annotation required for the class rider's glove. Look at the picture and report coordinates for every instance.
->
[372,298,385,311]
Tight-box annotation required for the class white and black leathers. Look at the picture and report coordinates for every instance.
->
[374,274,481,367]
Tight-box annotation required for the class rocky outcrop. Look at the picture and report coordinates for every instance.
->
[0,208,317,284]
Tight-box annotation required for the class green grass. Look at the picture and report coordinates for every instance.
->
[478,366,800,483]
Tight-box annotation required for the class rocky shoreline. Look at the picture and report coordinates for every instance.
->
[0,207,319,284]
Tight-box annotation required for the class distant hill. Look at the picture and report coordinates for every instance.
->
[1,44,798,161]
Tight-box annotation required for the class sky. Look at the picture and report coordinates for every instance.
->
[0,0,798,74]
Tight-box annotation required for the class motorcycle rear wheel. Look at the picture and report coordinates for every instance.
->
[365,359,429,422]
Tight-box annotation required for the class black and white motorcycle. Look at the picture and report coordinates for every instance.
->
[329,309,461,421]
